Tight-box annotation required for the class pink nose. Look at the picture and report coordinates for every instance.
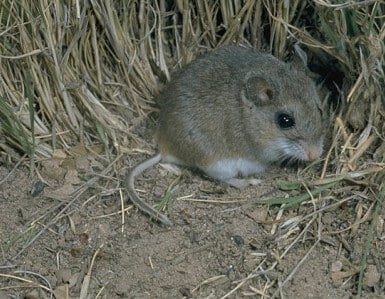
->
[307,147,321,161]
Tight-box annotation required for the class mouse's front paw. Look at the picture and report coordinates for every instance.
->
[224,178,263,189]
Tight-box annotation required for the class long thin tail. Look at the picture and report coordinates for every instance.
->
[125,153,173,226]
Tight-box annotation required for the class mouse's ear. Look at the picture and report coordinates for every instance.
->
[244,76,274,105]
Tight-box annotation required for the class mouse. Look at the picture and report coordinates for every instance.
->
[125,45,327,226]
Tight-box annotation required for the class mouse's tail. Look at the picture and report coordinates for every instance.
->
[125,153,173,226]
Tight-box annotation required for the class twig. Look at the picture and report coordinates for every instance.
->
[80,244,104,299]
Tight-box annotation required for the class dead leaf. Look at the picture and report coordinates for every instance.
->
[330,268,359,283]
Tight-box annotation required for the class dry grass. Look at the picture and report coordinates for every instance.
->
[0,0,384,297]
[1,1,384,164]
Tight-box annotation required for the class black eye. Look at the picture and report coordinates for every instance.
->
[276,112,295,129]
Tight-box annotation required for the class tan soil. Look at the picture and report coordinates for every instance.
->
[0,149,384,298]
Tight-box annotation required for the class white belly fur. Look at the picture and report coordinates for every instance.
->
[203,159,265,180]
[162,154,265,181]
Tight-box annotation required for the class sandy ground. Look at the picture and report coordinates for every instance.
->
[0,148,384,298]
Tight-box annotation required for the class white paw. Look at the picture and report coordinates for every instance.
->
[225,178,263,189]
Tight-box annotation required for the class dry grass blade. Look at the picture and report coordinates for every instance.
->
[0,100,33,157]
[79,244,103,299]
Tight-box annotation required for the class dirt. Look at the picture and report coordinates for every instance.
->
[0,147,384,298]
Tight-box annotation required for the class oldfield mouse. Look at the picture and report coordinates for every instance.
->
[125,45,326,226]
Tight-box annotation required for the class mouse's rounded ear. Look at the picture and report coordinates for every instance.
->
[243,75,274,106]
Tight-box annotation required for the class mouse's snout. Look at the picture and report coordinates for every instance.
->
[301,140,324,161]
[306,145,322,161]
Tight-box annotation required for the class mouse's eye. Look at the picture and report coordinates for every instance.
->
[276,112,295,129]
